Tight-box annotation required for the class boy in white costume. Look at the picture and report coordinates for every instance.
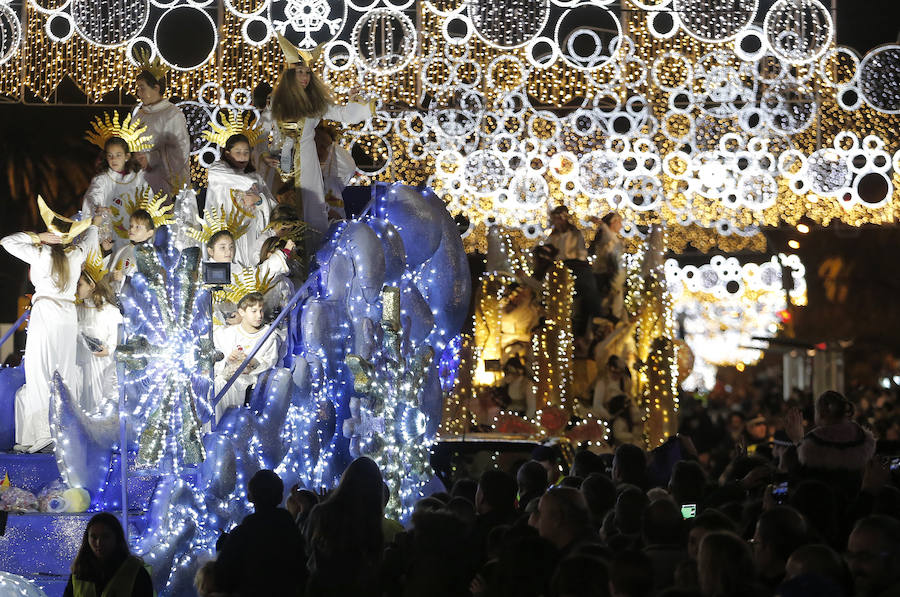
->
[213,291,281,424]
[0,197,99,453]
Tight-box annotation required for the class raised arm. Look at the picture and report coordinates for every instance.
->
[0,232,43,265]
[323,100,375,126]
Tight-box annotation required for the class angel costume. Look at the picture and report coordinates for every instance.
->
[320,141,357,220]
[133,100,191,196]
[204,160,278,269]
[81,168,149,250]
[0,225,98,452]
[76,299,123,414]
[212,323,281,423]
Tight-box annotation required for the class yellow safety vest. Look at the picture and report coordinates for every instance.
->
[72,556,151,597]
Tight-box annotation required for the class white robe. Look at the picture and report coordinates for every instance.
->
[82,168,149,251]
[133,100,191,196]
[204,160,277,269]
[320,142,357,221]
[273,102,372,249]
[252,107,280,194]
[76,299,123,415]
[0,227,97,450]
[213,323,280,423]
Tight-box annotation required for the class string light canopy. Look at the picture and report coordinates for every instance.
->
[1,0,898,248]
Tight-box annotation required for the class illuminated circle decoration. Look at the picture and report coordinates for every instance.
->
[807,149,849,196]
[44,10,74,42]
[763,0,833,65]
[468,0,550,49]
[241,16,272,47]
[0,0,21,66]
[674,0,757,43]
[154,6,217,71]
[463,150,509,197]
[351,8,417,75]
[70,0,150,47]
[858,44,900,114]
[269,0,347,49]
[555,3,621,71]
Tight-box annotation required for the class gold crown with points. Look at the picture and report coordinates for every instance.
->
[276,32,324,66]
[37,196,93,245]
[85,111,154,153]
[134,48,169,81]
[224,267,278,305]
[186,207,251,245]
[83,248,109,284]
[110,186,174,238]
[203,109,264,148]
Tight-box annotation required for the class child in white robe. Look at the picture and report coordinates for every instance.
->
[212,292,281,424]
[109,209,156,292]
[0,198,98,453]
[75,266,122,415]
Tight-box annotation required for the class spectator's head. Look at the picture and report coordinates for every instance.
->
[552,554,609,597]
[332,456,384,516]
[687,509,735,560]
[476,469,517,516]
[602,212,623,234]
[517,460,549,499]
[526,497,541,529]
[194,560,218,597]
[641,498,683,547]
[560,476,584,489]
[752,506,808,578]
[785,543,847,587]
[531,445,562,485]
[612,444,647,488]
[450,478,477,505]
[537,486,591,550]
[443,496,476,530]
[550,204,571,231]
[493,533,559,597]
[413,496,444,514]
[697,531,756,597]
[72,512,130,577]
[668,460,707,507]
[614,485,649,536]
[247,469,283,509]
[846,515,900,596]
[610,550,654,597]
[727,411,746,434]
[815,390,854,426]
[745,415,768,441]
[573,450,604,479]
[581,473,616,527]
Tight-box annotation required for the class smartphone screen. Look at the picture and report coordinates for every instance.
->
[772,481,789,503]
[681,503,697,519]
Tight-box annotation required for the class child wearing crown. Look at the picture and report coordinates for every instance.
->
[213,289,281,424]
[0,198,100,453]
[132,53,191,196]
[268,34,375,251]
[108,188,173,290]
[81,112,153,256]
[76,251,123,415]
[203,113,278,269]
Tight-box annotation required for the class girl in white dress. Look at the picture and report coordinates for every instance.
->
[75,253,123,416]
[204,132,277,269]
[132,59,191,196]
[0,198,98,453]
[269,34,374,250]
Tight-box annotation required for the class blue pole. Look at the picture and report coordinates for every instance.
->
[0,308,30,350]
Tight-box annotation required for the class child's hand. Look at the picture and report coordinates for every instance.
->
[38,232,62,245]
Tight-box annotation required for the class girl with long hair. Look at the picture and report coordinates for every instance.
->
[269,34,374,250]
[63,512,153,597]
[205,133,278,268]
[0,198,98,453]
[75,261,123,415]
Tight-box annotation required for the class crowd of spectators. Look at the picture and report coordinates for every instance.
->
[64,387,900,597]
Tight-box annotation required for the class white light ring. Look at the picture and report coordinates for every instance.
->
[631,136,655,155]
[423,0,464,17]
[240,16,272,47]
[624,94,649,118]
[570,108,598,137]
[733,25,767,62]
[490,132,520,156]
[619,150,641,176]
[407,142,428,161]
[549,151,579,180]
[610,33,634,58]
[344,0,380,12]
[558,177,580,197]
[153,6,217,72]
[321,40,355,72]
[662,151,692,180]
[868,149,892,173]
[441,11,473,46]
[527,110,562,141]
[28,0,71,16]
[638,153,662,176]
[469,0,551,50]
[622,55,648,89]
[350,136,393,177]
[716,132,744,153]
[755,152,777,173]
[647,9,680,40]
[852,168,892,209]
[666,87,694,114]
[223,0,268,19]
[754,51,787,83]
[846,150,870,175]
[382,0,416,10]
[651,51,693,92]
[150,0,180,8]
[451,59,483,88]
[44,10,74,43]
[351,8,417,76]
[498,90,530,116]
[737,171,778,209]
[0,3,21,67]
[833,130,859,152]
[763,0,833,65]
[434,149,464,176]
[228,88,256,110]
[525,35,559,69]
[745,136,769,153]
[623,176,663,212]
[550,0,589,8]
[197,81,226,106]
[503,151,526,172]
[126,37,156,68]
[862,134,886,151]
[893,150,900,176]
[858,44,900,114]
[186,0,215,6]
[777,149,807,179]
[485,54,527,91]
[197,143,220,168]
[69,0,151,48]
[555,6,622,72]
[738,106,768,133]
[604,189,628,211]
[419,57,456,92]
[790,177,809,194]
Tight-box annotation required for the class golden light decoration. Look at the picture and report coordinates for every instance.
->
[84,111,154,153]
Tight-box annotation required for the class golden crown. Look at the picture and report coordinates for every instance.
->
[224,266,278,305]
[109,186,174,238]
[185,207,250,245]
[134,48,169,81]
[276,32,324,65]
[85,111,154,153]
[83,248,109,284]
[202,109,264,148]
